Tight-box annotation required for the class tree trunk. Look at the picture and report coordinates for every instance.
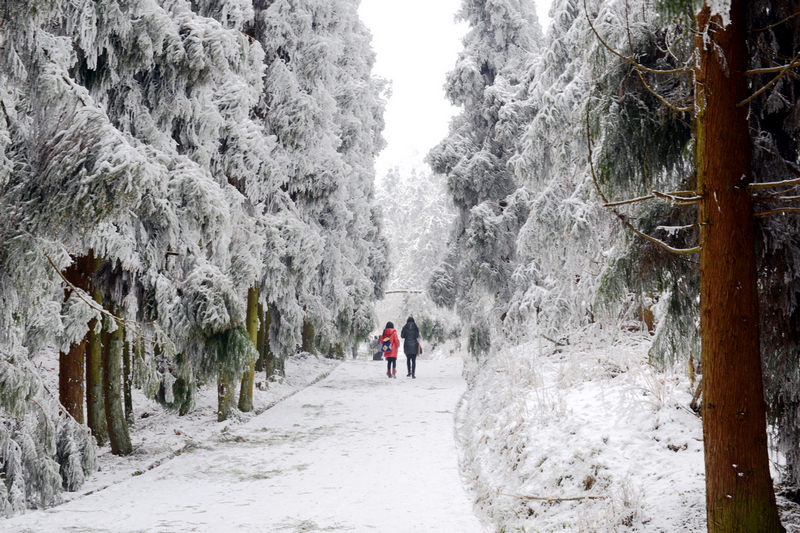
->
[695,2,784,531]
[255,301,266,373]
[122,329,134,425]
[59,339,85,425]
[263,304,278,379]
[217,368,235,422]
[302,318,315,354]
[238,285,259,412]
[86,315,108,446]
[103,314,132,456]
[59,254,95,424]
[86,253,108,445]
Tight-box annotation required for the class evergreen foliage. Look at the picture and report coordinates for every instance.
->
[0,0,387,511]
[427,0,543,357]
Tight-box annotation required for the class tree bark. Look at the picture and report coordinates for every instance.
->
[86,253,108,445]
[238,285,259,412]
[86,315,108,446]
[122,330,134,425]
[59,254,95,424]
[302,318,315,354]
[59,339,85,425]
[263,304,278,379]
[255,301,266,373]
[695,2,784,531]
[103,314,132,456]
[217,368,235,422]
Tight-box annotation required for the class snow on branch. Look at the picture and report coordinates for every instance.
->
[587,114,700,256]
[583,0,690,76]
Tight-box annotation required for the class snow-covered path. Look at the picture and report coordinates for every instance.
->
[6,357,483,533]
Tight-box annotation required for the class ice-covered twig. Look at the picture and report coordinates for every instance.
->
[586,112,701,256]
[739,51,800,107]
[583,0,690,75]
[496,490,605,502]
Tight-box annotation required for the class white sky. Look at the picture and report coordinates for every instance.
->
[358,0,553,178]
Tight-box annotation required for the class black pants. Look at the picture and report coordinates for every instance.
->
[406,354,417,376]
[386,358,396,372]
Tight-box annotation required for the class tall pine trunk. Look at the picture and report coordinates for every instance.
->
[122,330,134,425]
[302,318,315,354]
[59,255,94,423]
[86,253,107,445]
[87,315,108,445]
[59,339,85,424]
[238,285,259,412]
[262,304,276,379]
[103,313,132,456]
[217,369,235,422]
[255,301,266,373]
[695,2,784,531]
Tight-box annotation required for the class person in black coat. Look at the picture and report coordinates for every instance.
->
[401,316,421,378]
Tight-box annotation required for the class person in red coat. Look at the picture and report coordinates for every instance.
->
[382,322,400,378]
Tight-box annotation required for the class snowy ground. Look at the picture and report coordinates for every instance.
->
[31,351,342,500]
[457,323,800,532]
[6,354,482,533]
[12,324,800,532]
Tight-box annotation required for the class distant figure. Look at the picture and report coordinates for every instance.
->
[401,316,420,379]
[382,322,399,378]
[371,335,382,361]
[352,345,357,359]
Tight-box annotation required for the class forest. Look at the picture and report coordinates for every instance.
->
[2,0,800,531]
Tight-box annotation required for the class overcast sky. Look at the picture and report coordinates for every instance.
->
[358,0,552,178]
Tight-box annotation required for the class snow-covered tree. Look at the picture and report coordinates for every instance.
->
[583,0,798,528]
[378,161,458,291]
[0,0,387,510]
[256,0,388,358]
[427,0,543,357]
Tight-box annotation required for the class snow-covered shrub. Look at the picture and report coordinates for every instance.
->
[457,323,705,531]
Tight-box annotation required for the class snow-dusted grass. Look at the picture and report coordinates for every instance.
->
[457,324,708,532]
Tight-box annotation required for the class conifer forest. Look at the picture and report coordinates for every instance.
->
[3,0,800,531]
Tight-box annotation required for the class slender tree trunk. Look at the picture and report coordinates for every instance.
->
[263,304,276,379]
[86,253,107,445]
[302,318,315,354]
[103,313,132,456]
[255,301,266,373]
[59,254,94,423]
[695,2,784,531]
[60,339,85,424]
[217,367,235,422]
[238,286,259,412]
[122,330,134,425]
[86,315,108,445]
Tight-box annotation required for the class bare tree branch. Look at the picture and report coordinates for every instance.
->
[635,70,693,112]
[496,490,605,502]
[750,11,800,33]
[748,177,800,189]
[739,51,800,107]
[754,208,800,218]
[604,195,655,207]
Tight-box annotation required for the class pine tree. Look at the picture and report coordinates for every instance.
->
[585,0,791,528]
[427,0,543,357]
[0,0,386,509]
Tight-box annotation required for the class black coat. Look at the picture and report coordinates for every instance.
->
[401,321,420,355]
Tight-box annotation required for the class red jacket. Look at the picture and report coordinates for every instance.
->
[382,328,399,358]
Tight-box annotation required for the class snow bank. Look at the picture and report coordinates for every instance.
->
[456,324,707,531]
